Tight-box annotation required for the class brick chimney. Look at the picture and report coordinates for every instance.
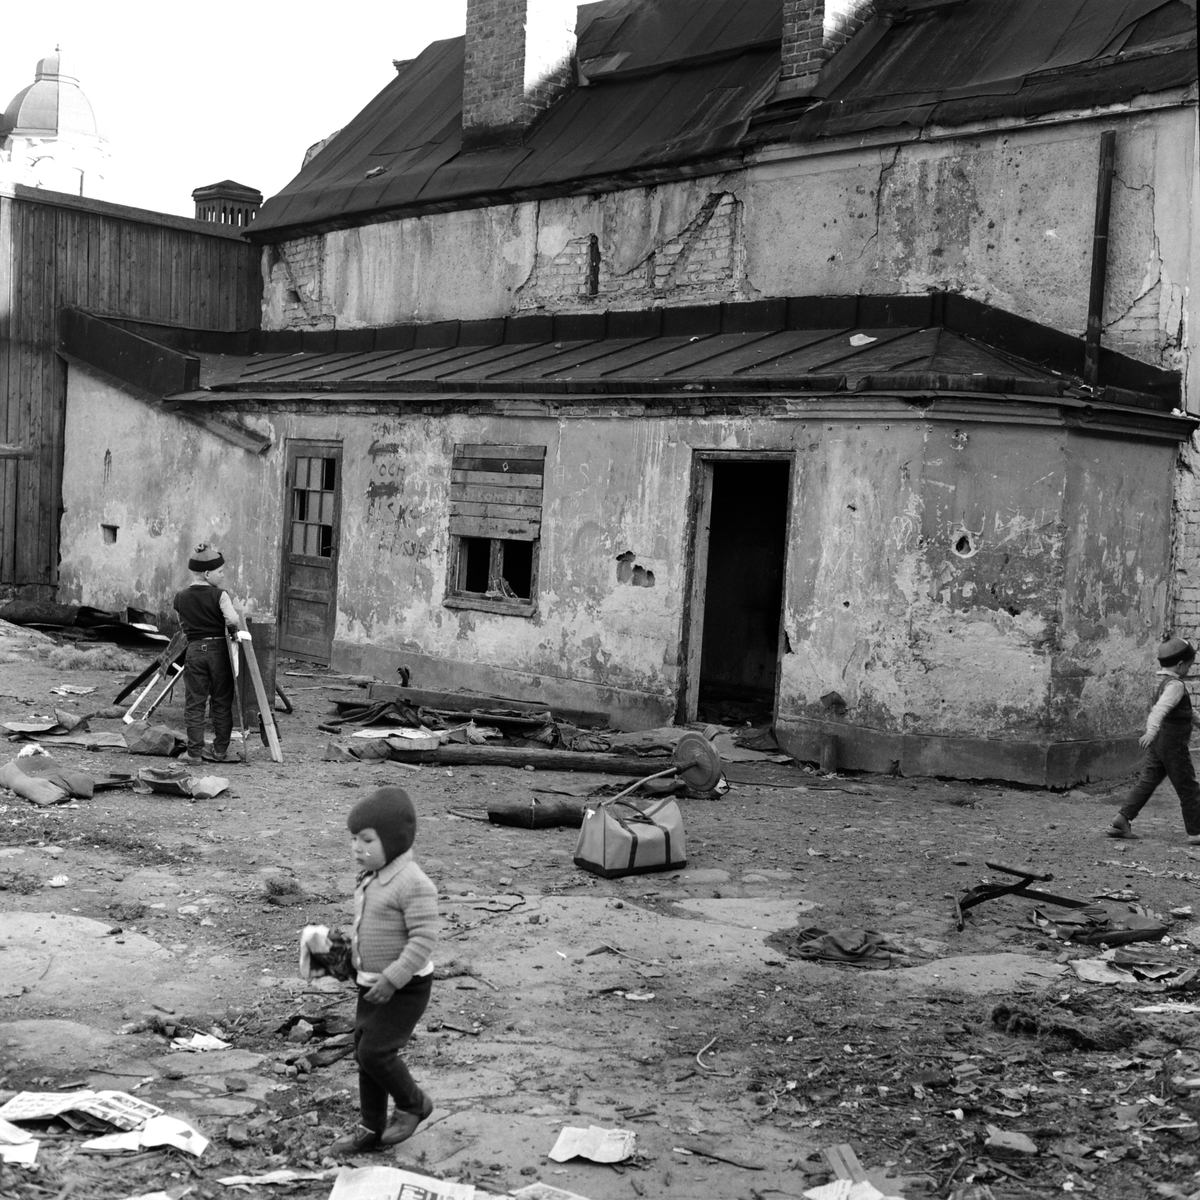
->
[778,1,876,98]
[462,0,578,148]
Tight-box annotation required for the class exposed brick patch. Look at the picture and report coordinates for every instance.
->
[780,1,875,85]
[267,236,335,330]
[516,192,746,311]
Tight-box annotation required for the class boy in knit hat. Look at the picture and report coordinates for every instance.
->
[1108,637,1200,844]
[331,786,439,1155]
[172,544,249,765]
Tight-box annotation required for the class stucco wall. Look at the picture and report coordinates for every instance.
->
[61,368,1176,772]
[261,106,1196,406]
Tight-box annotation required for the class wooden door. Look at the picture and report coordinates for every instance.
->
[279,441,342,662]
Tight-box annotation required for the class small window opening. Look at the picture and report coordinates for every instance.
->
[501,540,533,600]
[459,537,490,592]
[101,523,118,544]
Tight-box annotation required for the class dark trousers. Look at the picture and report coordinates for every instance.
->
[183,638,234,757]
[354,974,432,1131]
[1120,723,1200,836]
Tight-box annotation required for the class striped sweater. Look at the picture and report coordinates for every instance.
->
[351,849,439,989]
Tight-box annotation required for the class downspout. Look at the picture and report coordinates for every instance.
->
[1083,129,1117,388]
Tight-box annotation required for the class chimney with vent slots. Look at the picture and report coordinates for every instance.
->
[462,0,578,149]
[778,0,876,98]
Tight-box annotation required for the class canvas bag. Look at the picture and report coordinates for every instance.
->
[574,796,687,878]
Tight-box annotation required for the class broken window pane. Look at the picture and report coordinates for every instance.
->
[459,537,490,593]
[501,539,533,599]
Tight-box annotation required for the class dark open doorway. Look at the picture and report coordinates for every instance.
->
[694,460,791,724]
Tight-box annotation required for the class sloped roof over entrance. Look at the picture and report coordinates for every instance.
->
[61,295,1191,445]
[248,0,1196,240]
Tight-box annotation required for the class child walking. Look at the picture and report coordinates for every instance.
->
[172,544,248,765]
[1107,637,1200,844]
[331,786,439,1155]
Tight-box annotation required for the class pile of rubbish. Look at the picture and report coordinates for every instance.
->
[0,601,171,648]
[319,682,789,786]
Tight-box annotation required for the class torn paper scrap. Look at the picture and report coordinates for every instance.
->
[171,1033,231,1051]
[73,1091,163,1129]
[328,1165,476,1199]
[548,1125,636,1164]
[803,1182,905,1200]
[217,1168,339,1185]
[0,1117,34,1145]
[82,1115,208,1157]
[0,1140,38,1166]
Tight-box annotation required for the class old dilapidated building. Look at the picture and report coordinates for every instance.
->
[56,0,1200,785]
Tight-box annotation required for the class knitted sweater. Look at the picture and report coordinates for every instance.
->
[351,849,438,989]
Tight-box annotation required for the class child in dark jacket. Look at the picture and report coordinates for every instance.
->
[1108,637,1200,844]
[330,786,439,1155]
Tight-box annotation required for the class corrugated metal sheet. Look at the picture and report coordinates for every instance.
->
[250,0,1194,241]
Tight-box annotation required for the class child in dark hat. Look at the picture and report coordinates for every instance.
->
[330,786,439,1155]
[1108,637,1200,844]
[172,544,249,764]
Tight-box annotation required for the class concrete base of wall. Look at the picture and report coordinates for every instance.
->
[332,641,675,731]
[776,716,1141,789]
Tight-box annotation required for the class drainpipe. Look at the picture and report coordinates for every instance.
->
[1083,130,1117,388]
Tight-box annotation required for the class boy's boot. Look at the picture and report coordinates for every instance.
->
[380,1092,434,1146]
[329,1125,381,1155]
[1106,814,1136,839]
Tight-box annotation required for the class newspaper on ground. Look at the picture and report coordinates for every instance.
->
[547,1125,636,1164]
[511,1184,595,1200]
[218,1168,339,1186]
[0,1117,34,1145]
[81,1114,208,1157]
[328,1165,475,1200]
[0,1089,163,1129]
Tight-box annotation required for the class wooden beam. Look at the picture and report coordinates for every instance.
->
[0,444,32,459]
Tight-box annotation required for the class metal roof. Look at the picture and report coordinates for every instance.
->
[249,0,1195,241]
[84,293,1171,410]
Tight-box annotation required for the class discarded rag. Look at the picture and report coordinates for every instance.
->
[791,927,910,968]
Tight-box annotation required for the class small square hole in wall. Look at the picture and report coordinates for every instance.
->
[101,524,118,544]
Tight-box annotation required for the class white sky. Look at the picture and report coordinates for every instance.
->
[1,1,470,217]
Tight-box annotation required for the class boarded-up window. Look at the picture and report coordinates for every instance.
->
[446,443,545,613]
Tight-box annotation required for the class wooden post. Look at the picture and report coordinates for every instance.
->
[1083,130,1117,388]
[239,617,278,729]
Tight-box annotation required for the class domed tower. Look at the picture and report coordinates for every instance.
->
[0,49,110,197]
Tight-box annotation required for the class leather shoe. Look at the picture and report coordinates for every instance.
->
[329,1125,381,1155]
[1106,814,1136,839]
[379,1093,434,1146]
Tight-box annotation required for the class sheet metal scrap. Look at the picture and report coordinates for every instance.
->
[955,860,1087,931]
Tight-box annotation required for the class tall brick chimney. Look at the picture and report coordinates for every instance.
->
[462,0,578,148]
[778,1,876,98]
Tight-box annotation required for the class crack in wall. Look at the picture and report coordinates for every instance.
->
[861,146,902,260]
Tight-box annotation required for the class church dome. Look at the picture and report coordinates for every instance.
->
[1,50,101,140]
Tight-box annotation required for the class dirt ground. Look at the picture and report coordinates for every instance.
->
[2,623,1200,1200]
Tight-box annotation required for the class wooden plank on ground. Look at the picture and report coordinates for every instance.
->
[367,682,608,728]
[385,744,657,775]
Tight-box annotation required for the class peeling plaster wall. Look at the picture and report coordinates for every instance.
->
[58,367,283,618]
[60,368,1176,763]
[260,108,1195,398]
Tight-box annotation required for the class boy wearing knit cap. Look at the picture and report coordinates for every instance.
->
[172,544,249,765]
[1108,637,1200,844]
[331,786,439,1155]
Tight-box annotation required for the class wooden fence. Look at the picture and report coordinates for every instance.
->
[0,185,262,592]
